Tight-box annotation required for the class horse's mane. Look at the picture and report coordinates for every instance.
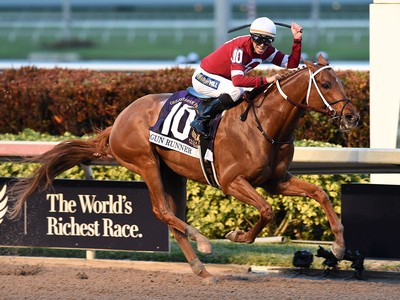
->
[247,65,307,101]
[280,65,307,81]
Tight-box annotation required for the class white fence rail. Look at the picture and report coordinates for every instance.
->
[0,141,399,175]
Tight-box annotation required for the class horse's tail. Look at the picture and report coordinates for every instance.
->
[8,126,113,219]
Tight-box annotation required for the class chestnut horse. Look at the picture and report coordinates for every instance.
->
[10,55,359,283]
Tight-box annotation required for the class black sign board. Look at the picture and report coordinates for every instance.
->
[0,178,169,252]
[341,183,400,260]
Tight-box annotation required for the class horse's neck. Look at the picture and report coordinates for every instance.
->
[276,68,309,102]
[254,69,309,141]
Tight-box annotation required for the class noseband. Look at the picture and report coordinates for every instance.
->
[276,65,351,119]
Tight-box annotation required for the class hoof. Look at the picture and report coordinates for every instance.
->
[225,230,244,242]
[332,242,345,260]
[197,235,212,254]
[202,276,219,285]
[197,241,212,254]
[225,230,237,242]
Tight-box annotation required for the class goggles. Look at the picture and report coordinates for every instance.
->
[251,34,274,45]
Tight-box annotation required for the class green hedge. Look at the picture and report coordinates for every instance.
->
[0,67,369,147]
[0,130,368,241]
[187,138,369,241]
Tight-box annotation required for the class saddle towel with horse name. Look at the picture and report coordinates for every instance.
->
[149,90,222,187]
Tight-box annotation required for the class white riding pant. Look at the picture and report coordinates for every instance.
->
[192,67,251,102]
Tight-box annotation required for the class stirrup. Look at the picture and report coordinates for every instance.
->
[191,119,211,138]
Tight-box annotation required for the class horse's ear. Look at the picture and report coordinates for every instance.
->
[303,58,317,71]
[303,54,329,71]
[317,54,329,66]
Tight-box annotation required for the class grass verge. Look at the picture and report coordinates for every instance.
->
[1,239,399,272]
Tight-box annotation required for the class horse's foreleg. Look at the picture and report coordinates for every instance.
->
[266,175,345,260]
[224,176,273,244]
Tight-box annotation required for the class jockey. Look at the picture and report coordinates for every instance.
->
[190,17,303,139]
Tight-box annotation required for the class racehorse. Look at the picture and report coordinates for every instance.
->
[9,55,359,283]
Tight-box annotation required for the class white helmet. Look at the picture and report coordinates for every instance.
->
[249,17,276,37]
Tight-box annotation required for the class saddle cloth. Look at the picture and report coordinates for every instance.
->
[149,90,221,187]
[149,90,222,159]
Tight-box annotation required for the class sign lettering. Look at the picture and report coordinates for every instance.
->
[0,178,169,252]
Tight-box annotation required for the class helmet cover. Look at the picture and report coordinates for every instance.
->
[250,17,276,37]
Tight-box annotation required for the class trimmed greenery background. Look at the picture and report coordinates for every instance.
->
[0,67,369,147]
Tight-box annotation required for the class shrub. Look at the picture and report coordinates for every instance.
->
[186,139,369,241]
[0,67,369,147]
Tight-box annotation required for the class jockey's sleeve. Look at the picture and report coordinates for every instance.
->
[286,38,302,68]
[267,38,302,69]
[231,65,264,87]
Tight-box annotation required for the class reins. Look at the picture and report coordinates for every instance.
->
[251,95,294,144]
[240,86,294,145]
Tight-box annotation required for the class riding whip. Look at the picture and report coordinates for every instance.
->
[227,22,303,34]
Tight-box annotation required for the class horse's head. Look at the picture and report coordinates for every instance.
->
[302,55,360,132]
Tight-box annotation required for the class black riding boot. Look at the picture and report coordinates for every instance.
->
[191,93,234,139]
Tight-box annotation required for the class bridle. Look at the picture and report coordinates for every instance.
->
[241,65,353,144]
[276,65,351,119]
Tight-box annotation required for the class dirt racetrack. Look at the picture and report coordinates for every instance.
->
[1,256,400,300]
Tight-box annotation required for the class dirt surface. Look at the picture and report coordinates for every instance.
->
[1,256,400,300]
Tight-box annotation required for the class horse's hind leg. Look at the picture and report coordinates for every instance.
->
[144,162,212,253]
[169,227,213,278]
[160,164,215,282]
[116,151,212,258]
[265,175,345,260]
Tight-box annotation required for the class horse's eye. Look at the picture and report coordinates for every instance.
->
[321,82,330,89]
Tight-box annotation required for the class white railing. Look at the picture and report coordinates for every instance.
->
[1,141,399,174]
[0,60,370,72]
